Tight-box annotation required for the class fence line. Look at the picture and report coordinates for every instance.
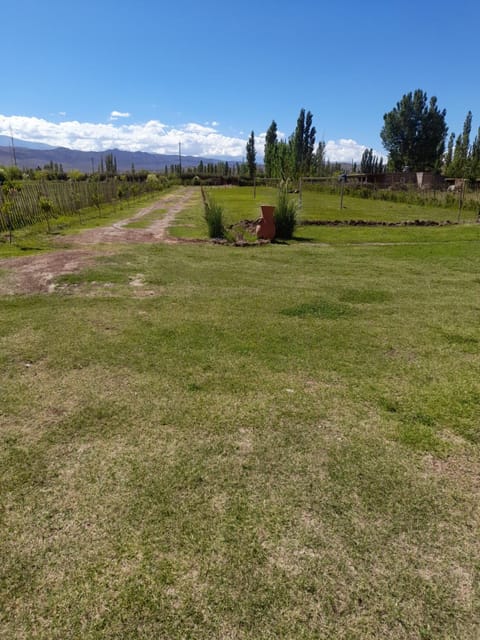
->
[0,179,168,233]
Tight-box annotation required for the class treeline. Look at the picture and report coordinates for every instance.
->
[258,108,375,180]
[0,160,174,184]
[443,111,480,180]
[263,109,337,179]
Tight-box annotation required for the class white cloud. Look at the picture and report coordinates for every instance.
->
[0,114,247,158]
[325,138,385,163]
[110,110,131,119]
[0,114,384,163]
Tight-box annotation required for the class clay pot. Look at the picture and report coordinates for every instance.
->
[256,205,276,240]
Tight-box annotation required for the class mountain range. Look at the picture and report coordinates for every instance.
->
[0,137,222,173]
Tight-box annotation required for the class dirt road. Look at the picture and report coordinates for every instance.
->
[0,187,196,295]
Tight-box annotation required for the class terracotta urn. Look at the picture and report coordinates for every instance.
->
[256,205,276,240]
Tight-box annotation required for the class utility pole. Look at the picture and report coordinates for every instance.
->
[178,142,182,177]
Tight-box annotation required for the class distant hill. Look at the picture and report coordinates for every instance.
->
[0,135,56,151]
[0,143,223,173]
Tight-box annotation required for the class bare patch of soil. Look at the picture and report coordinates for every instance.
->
[0,249,100,295]
[0,188,196,295]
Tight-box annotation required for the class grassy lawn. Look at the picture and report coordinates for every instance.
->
[299,189,477,223]
[168,190,206,239]
[295,222,480,244]
[170,186,480,246]
[1,219,480,637]
[206,186,477,224]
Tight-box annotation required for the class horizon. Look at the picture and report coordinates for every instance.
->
[0,132,371,166]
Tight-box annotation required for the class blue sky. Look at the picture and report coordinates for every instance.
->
[1,0,479,161]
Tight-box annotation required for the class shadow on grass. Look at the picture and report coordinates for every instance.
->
[290,235,317,243]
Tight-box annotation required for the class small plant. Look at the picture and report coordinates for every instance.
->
[203,191,225,238]
[274,186,297,239]
[39,195,55,232]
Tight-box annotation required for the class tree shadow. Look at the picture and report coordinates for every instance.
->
[291,236,316,243]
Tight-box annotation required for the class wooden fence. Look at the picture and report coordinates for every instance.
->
[0,179,166,233]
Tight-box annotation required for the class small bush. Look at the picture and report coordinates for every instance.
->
[204,193,225,238]
[274,188,297,239]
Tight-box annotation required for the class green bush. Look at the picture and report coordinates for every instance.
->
[274,188,297,239]
[204,194,225,238]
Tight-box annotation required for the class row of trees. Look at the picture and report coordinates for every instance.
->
[263,110,317,179]
[0,164,175,184]
[244,91,480,183]
[246,109,344,181]
[443,110,480,180]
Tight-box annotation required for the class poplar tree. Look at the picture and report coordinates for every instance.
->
[246,131,256,179]
[264,120,278,178]
[360,148,385,174]
[469,127,480,180]
[290,108,316,177]
[451,111,472,177]
[312,141,326,176]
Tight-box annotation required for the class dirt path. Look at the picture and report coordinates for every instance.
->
[0,187,196,295]
[67,187,195,245]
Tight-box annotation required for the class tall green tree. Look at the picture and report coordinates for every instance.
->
[290,108,316,177]
[450,111,473,177]
[469,127,480,178]
[264,120,278,178]
[380,89,448,171]
[246,130,256,179]
[277,140,292,181]
[311,141,327,176]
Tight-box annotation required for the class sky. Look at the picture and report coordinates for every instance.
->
[1,0,480,162]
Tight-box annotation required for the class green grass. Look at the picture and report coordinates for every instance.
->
[294,222,480,244]
[168,189,206,239]
[299,189,476,222]
[209,185,477,224]
[1,204,480,637]
[169,187,480,243]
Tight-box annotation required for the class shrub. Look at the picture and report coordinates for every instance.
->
[204,193,225,238]
[274,187,297,239]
